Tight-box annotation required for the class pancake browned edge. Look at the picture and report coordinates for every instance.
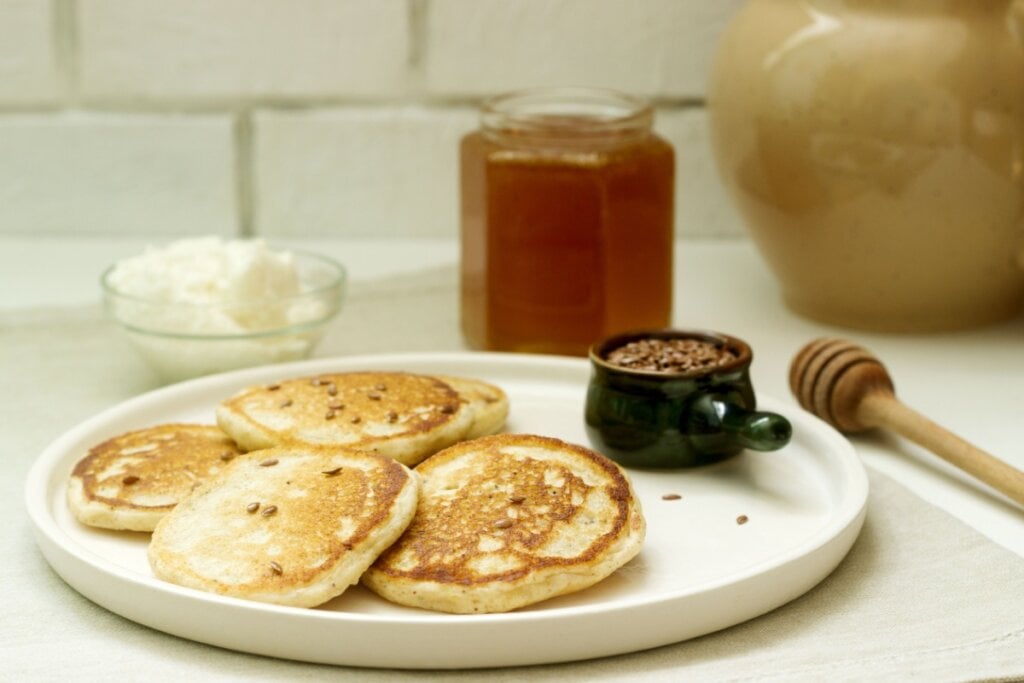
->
[434,375,509,439]
[67,423,244,532]
[362,434,645,614]
[148,446,419,608]
[215,372,476,466]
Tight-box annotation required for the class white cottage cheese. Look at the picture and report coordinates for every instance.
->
[107,237,309,334]
[105,237,339,381]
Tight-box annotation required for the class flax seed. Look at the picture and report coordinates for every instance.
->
[606,338,739,374]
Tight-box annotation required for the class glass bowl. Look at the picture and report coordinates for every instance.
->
[101,249,346,383]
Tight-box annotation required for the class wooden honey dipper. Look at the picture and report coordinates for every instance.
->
[789,337,1024,507]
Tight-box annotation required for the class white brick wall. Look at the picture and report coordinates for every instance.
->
[0,0,62,105]
[424,0,743,98]
[0,0,747,240]
[0,113,237,234]
[254,107,476,238]
[77,0,410,102]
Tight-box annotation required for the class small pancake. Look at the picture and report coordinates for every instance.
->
[67,423,243,532]
[216,372,475,466]
[148,446,418,608]
[435,375,509,439]
[362,434,645,614]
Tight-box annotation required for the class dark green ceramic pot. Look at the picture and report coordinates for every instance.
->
[585,329,792,468]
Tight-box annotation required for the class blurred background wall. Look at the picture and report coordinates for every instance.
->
[0,0,746,241]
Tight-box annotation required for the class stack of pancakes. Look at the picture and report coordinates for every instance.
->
[67,370,645,613]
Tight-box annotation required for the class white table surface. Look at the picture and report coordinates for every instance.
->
[5,235,1024,683]
[4,234,1021,560]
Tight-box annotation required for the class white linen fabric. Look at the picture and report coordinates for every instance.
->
[4,267,1022,682]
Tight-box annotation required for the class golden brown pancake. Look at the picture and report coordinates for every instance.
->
[215,371,476,466]
[148,445,419,608]
[67,423,244,532]
[362,434,645,614]
[435,375,509,439]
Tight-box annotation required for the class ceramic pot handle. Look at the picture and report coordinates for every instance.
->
[686,394,792,453]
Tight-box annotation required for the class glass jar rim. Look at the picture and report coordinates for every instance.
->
[480,87,654,142]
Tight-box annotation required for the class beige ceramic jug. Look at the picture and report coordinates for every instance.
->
[709,0,1024,331]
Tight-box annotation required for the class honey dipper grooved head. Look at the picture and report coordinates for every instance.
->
[788,338,895,433]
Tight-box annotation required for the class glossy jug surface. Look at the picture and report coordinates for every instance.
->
[710,0,1024,331]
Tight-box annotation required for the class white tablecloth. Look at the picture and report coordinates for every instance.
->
[5,248,1024,681]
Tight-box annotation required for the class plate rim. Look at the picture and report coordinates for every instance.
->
[25,351,869,667]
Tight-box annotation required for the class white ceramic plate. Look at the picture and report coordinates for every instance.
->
[25,352,868,669]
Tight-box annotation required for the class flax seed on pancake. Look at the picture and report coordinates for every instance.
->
[148,445,419,608]
[67,423,244,532]
[215,371,501,466]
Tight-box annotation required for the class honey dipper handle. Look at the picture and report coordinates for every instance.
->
[859,392,1024,507]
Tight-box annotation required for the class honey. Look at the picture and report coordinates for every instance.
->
[460,88,675,356]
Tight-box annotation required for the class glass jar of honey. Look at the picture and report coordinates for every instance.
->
[460,87,675,356]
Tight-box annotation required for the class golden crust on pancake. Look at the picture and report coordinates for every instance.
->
[434,375,509,439]
[147,446,418,608]
[362,434,645,614]
[67,423,243,532]
[215,372,475,466]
